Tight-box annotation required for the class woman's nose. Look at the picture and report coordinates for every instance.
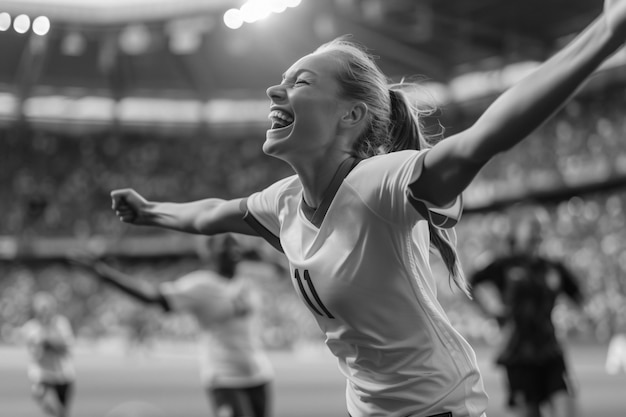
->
[266,84,286,102]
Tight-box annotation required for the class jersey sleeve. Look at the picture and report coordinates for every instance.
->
[160,271,237,322]
[362,150,463,229]
[403,151,463,228]
[244,176,298,253]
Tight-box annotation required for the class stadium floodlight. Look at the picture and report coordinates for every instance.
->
[0,12,11,31]
[270,0,288,13]
[61,31,86,56]
[224,8,243,29]
[13,14,30,34]
[32,16,50,36]
[224,0,303,29]
[119,23,152,55]
[241,2,271,23]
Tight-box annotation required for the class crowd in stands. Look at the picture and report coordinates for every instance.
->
[1,88,625,350]
[1,125,293,238]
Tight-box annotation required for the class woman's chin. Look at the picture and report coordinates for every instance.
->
[266,123,294,141]
[264,124,294,156]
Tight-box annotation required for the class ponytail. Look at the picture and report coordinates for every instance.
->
[387,84,443,152]
[389,88,470,297]
[429,226,471,298]
[388,89,422,152]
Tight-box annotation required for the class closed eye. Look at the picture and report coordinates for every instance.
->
[280,69,315,87]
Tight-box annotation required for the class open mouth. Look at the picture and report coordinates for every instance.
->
[268,109,294,130]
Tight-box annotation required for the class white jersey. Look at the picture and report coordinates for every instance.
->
[246,150,488,417]
[160,271,273,388]
[22,315,75,384]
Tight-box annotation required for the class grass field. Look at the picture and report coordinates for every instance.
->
[1,340,624,416]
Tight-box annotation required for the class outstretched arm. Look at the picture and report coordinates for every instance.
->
[556,262,585,306]
[469,263,507,324]
[111,189,257,236]
[413,0,626,206]
[72,256,171,312]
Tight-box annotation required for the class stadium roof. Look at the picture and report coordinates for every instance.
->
[0,0,614,127]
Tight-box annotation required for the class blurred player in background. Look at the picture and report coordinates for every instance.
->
[469,213,584,417]
[604,291,626,375]
[71,233,274,417]
[21,291,76,417]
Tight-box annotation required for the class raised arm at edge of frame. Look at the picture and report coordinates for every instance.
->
[414,10,625,207]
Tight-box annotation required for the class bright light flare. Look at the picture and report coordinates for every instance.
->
[241,1,271,23]
[32,16,50,36]
[119,24,152,55]
[13,14,30,34]
[223,8,243,29]
[0,12,11,31]
[224,0,302,29]
[61,32,86,56]
[270,0,288,13]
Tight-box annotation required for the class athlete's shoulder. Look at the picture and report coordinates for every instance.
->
[359,150,423,166]
[247,174,300,213]
[351,150,425,178]
[265,174,301,194]
[346,150,426,192]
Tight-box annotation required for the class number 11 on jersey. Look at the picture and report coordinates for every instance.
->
[293,269,335,319]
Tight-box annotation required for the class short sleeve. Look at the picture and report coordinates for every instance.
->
[160,271,236,323]
[244,176,299,252]
[404,150,463,229]
[357,150,462,229]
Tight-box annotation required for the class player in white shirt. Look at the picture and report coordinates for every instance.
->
[22,292,76,417]
[71,234,274,417]
[245,151,484,417]
[107,3,626,415]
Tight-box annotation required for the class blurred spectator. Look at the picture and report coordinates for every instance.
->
[21,291,76,417]
[605,291,626,375]
[1,91,625,238]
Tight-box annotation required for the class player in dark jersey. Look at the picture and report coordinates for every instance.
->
[470,214,583,417]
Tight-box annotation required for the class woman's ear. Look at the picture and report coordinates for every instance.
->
[340,102,368,128]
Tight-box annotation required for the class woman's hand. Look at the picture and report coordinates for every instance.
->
[111,188,151,225]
